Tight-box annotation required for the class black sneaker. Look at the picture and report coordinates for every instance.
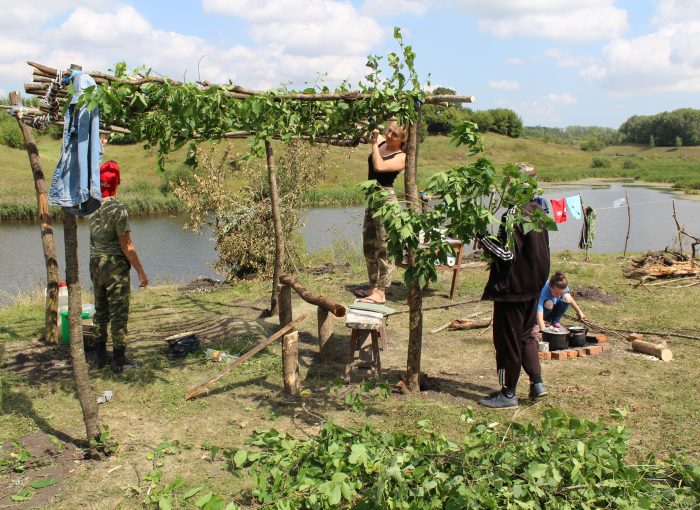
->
[529,382,548,399]
[478,391,519,409]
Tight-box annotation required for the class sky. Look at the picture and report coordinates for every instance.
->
[1,0,698,128]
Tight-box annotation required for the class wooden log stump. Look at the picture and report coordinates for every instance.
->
[282,331,300,396]
[317,307,334,364]
[631,339,673,361]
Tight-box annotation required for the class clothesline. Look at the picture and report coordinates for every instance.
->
[567,197,675,212]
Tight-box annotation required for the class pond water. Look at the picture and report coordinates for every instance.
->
[1,183,698,305]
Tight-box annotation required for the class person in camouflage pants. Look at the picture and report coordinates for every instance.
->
[362,188,398,292]
[90,159,148,372]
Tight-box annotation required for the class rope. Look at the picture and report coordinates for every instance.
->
[34,70,65,129]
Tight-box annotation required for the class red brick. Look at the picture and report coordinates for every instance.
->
[538,351,551,361]
[601,343,612,352]
[551,351,567,360]
[586,333,607,343]
[627,333,644,342]
[563,349,578,358]
[574,347,587,357]
[585,345,603,356]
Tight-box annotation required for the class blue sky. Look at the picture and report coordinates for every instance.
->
[1,0,698,128]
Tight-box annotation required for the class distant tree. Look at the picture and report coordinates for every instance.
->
[649,134,655,148]
[619,109,700,146]
[675,136,683,147]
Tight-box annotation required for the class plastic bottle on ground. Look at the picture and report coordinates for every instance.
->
[205,348,239,363]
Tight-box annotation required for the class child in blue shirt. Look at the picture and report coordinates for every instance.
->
[535,271,586,332]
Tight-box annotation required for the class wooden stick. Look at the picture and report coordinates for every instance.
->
[279,274,346,317]
[388,298,482,316]
[317,307,334,364]
[184,314,307,400]
[623,189,631,257]
[631,339,673,361]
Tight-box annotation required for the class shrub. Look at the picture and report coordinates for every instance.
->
[591,157,612,168]
[622,159,639,169]
[0,119,24,149]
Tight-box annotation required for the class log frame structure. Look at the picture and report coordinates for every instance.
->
[12,58,475,401]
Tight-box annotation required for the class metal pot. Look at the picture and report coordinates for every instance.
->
[542,327,569,351]
[568,326,588,347]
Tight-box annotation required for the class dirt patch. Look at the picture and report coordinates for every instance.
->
[2,345,73,383]
[0,432,85,508]
[309,262,351,276]
[573,285,618,304]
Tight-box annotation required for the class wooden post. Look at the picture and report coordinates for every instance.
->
[282,331,300,395]
[63,211,101,446]
[404,107,424,392]
[623,189,631,257]
[265,141,286,316]
[317,307,333,364]
[9,91,60,343]
[278,283,292,327]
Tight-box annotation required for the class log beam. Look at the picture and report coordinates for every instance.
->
[279,274,346,317]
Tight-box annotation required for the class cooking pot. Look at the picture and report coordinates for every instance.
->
[542,327,569,351]
[568,326,588,347]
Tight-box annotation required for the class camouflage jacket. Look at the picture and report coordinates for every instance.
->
[89,197,131,257]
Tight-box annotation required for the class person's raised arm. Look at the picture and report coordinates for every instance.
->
[370,130,406,173]
[119,233,148,287]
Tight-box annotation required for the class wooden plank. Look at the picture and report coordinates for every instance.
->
[184,314,307,400]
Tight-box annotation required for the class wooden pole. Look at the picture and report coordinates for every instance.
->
[672,200,683,256]
[8,92,60,343]
[265,141,285,316]
[282,331,300,395]
[63,211,101,446]
[317,307,334,364]
[278,284,293,327]
[404,107,424,392]
[623,189,631,257]
[279,274,346,317]
[185,314,307,400]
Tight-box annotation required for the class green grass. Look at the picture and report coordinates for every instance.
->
[0,248,699,507]
[2,134,700,221]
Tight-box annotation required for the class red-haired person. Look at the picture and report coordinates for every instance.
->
[89,159,148,372]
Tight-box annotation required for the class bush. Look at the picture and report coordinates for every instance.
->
[622,159,639,169]
[591,157,612,168]
[0,119,24,149]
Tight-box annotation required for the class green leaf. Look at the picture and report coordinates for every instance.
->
[11,488,33,502]
[31,478,58,489]
[195,491,214,507]
[348,444,368,466]
[159,495,173,510]
[184,486,204,499]
[233,449,247,467]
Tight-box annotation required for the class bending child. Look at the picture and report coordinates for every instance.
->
[535,271,585,332]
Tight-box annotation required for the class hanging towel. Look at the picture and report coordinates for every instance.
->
[550,198,568,223]
[578,206,596,249]
[565,195,583,220]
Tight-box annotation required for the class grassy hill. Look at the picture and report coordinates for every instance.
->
[1,133,699,220]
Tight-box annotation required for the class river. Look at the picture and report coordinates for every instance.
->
[1,183,698,304]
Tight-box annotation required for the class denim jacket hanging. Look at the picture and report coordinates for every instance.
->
[48,71,102,216]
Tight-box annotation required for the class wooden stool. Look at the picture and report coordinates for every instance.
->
[343,309,388,383]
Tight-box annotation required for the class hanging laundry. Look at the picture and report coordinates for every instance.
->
[565,195,583,220]
[612,197,626,208]
[550,198,568,223]
[49,71,102,216]
[578,206,596,249]
[533,196,550,214]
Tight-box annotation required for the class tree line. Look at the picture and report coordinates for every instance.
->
[619,108,700,147]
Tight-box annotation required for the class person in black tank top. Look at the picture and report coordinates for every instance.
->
[357,121,407,304]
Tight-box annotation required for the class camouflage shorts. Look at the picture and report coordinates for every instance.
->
[90,255,131,349]
[362,188,398,290]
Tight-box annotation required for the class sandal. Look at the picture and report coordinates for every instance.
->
[357,297,386,305]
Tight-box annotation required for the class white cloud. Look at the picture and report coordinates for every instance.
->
[504,57,525,66]
[580,20,700,94]
[361,0,433,16]
[547,92,578,104]
[450,0,627,41]
[0,1,386,96]
[489,80,519,90]
[203,0,385,56]
[652,0,700,24]
[544,49,588,68]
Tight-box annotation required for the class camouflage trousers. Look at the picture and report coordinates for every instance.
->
[90,255,131,349]
[362,188,397,290]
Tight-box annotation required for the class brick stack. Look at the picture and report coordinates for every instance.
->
[539,332,610,362]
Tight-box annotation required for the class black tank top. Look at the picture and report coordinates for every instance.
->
[367,141,402,187]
